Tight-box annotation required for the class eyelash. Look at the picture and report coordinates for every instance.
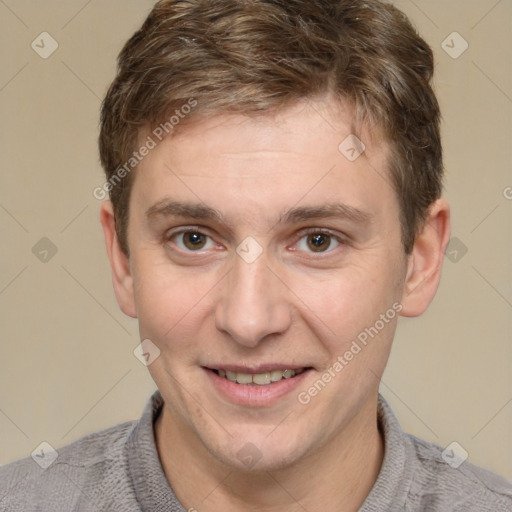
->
[164,226,348,256]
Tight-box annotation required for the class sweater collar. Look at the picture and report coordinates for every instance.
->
[127,389,412,511]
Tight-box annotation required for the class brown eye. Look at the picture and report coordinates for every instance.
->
[307,233,332,252]
[183,232,207,250]
[296,231,341,254]
[169,230,215,252]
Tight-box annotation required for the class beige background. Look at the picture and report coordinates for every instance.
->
[0,0,511,481]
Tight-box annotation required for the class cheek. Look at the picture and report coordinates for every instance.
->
[295,265,393,324]
[132,254,219,346]
[131,240,405,359]
[291,261,403,361]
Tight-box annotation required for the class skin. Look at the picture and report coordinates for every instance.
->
[100,96,450,512]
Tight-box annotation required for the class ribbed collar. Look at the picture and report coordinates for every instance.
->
[127,389,185,512]
[127,389,412,511]
[359,394,413,511]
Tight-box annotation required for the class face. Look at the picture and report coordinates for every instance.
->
[119,97,411,471]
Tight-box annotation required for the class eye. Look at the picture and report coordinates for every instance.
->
[295,229,342,253]
[168,230,216,252]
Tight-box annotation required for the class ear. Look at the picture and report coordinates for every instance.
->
[99,201,137,318]
[400,199,451,317]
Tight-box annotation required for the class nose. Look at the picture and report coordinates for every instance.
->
[215,250,292,348]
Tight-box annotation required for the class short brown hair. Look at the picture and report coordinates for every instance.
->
[99,0,443,256]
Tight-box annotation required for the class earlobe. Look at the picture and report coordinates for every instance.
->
[99,201,137,318]
[400,199,451,317]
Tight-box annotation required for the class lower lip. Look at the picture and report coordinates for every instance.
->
[204,367,312,407]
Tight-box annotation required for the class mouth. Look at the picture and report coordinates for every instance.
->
[203,365,313,406]
[209,367,310,386]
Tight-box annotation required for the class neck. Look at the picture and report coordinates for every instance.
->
[155,395,384,512]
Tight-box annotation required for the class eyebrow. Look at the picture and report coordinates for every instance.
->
[146,200,225,224]
[280,203,372,226]
[145,199,372,230]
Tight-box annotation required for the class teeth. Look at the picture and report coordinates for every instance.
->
[235,372,253,385]
[270,370,283,382]
[216,368,305,385]
[253,373,271,385]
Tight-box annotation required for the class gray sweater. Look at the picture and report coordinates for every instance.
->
[1,390,511,511]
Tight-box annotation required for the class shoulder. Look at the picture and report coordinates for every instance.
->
[0,420,136,511]
[405,433,512,511]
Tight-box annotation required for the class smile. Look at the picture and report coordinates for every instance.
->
[204,366,313,406]
[212,368,307,385]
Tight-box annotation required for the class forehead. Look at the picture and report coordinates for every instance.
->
[131,98,395,228]
[147,99,384,165]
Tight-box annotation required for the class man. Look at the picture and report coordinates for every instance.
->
[1,0,511,510]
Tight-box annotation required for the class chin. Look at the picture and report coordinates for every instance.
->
[203,426,312,473]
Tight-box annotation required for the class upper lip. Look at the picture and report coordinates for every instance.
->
[204,364,311,374]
